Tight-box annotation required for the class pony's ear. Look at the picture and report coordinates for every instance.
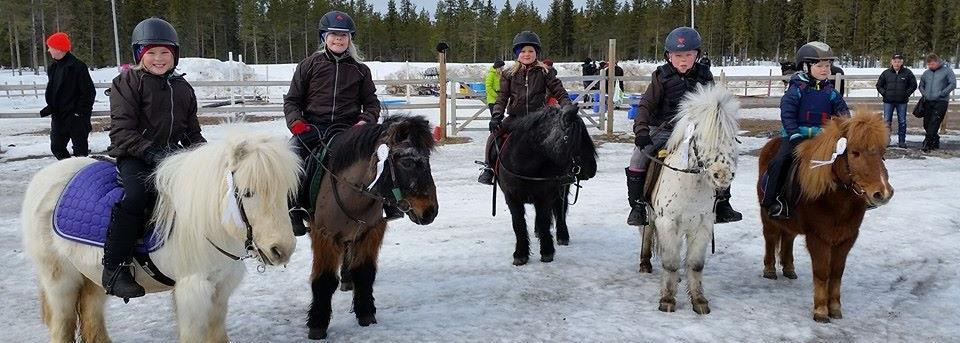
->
[561,104,579,123]
[230,140,250,167]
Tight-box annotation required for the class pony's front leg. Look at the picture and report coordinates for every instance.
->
[307,234,342,340]
[685,222,712,315]
[828,238,856,320]
[553,186,570,246]
[805,235,833,323]
[505,197,530,266]
[638,224,654,273]
[350,222,386,327]
[206,267,244,343]
[534,199,556,263]
[174,275,218,343]
[656,220,683,312]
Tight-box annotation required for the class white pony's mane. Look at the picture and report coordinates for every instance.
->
[665,84,740,165]
[149,128,301,271]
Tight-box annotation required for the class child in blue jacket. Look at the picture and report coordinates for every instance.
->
[762,41,850,219]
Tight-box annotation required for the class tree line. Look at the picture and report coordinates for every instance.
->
[3,0,959,71]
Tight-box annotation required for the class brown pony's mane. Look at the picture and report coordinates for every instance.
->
[794,109,888,200]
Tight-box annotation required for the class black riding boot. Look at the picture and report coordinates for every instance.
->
[384,204,404,221]
[714,187,743,223]
[289,205,310,237]
[478,168,495,185]
[625,168,648,226]
[102,205,146,300]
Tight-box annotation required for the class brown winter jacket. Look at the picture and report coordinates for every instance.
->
[492,62,571,120]
[284,50,380,130]
[107,69,205,158]
[633,62,713,137]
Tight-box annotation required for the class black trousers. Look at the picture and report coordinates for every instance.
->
[923,100,948,149]
[761,138,800,206]
[50,113,92,159]
[116,157,157,221]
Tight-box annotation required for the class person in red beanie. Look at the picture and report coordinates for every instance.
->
[42,32,95,159]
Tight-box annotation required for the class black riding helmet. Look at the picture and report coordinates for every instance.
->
[795,41,837,73]
[131,17,179,66]
[319,10,357,42]
[512,31,541,57]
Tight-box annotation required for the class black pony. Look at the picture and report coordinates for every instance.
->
[495,105,597,265]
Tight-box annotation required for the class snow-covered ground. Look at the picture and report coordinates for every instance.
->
[1,60,959,341]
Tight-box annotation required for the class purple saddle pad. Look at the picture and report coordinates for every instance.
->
[53,160,162,253]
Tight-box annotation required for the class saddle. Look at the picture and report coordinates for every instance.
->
[53,159,162,253]
[300,128,346,215]
[54,159,175,286]
[643,149,667,202]
[759,159,802,206]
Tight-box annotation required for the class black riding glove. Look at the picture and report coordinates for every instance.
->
[489,116,503,132]
[635,134,652,148]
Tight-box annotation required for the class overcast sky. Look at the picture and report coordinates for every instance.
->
[366,0,591,17]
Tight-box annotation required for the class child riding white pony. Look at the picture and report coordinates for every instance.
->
[22,130,300,342]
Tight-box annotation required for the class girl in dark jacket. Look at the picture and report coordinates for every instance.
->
[284,10,395,233]
[478,31,571,184]
[103,17,206,299]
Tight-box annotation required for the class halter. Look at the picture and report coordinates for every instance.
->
[206,171,270,273]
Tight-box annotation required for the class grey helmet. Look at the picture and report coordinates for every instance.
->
[795,41,837,67]
[131,17,179,65]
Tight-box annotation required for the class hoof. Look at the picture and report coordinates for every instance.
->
[638,261,653,273]
[829,309,843,319]
[557,238,569,246]
[813,313,831,323]
[540,254,554,263]
[658,297,676,313]
[692,303,711,315]
[308,327,327,340]
[358,314,378,327]
[783,270,798,279]
[340,281,354,292]
[513,257,528,266]
[762,270,777,279]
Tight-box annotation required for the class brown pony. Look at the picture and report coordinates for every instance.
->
[306,115,438,340]
[757,110,894,323]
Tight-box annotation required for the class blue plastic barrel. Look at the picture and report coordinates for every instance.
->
[627,94,642,119]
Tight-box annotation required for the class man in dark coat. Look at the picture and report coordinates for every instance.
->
[42,32,96,159]
[876,54,917,148]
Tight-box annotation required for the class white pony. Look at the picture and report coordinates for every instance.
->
[638,85,740,315]
[21,130,301,343]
